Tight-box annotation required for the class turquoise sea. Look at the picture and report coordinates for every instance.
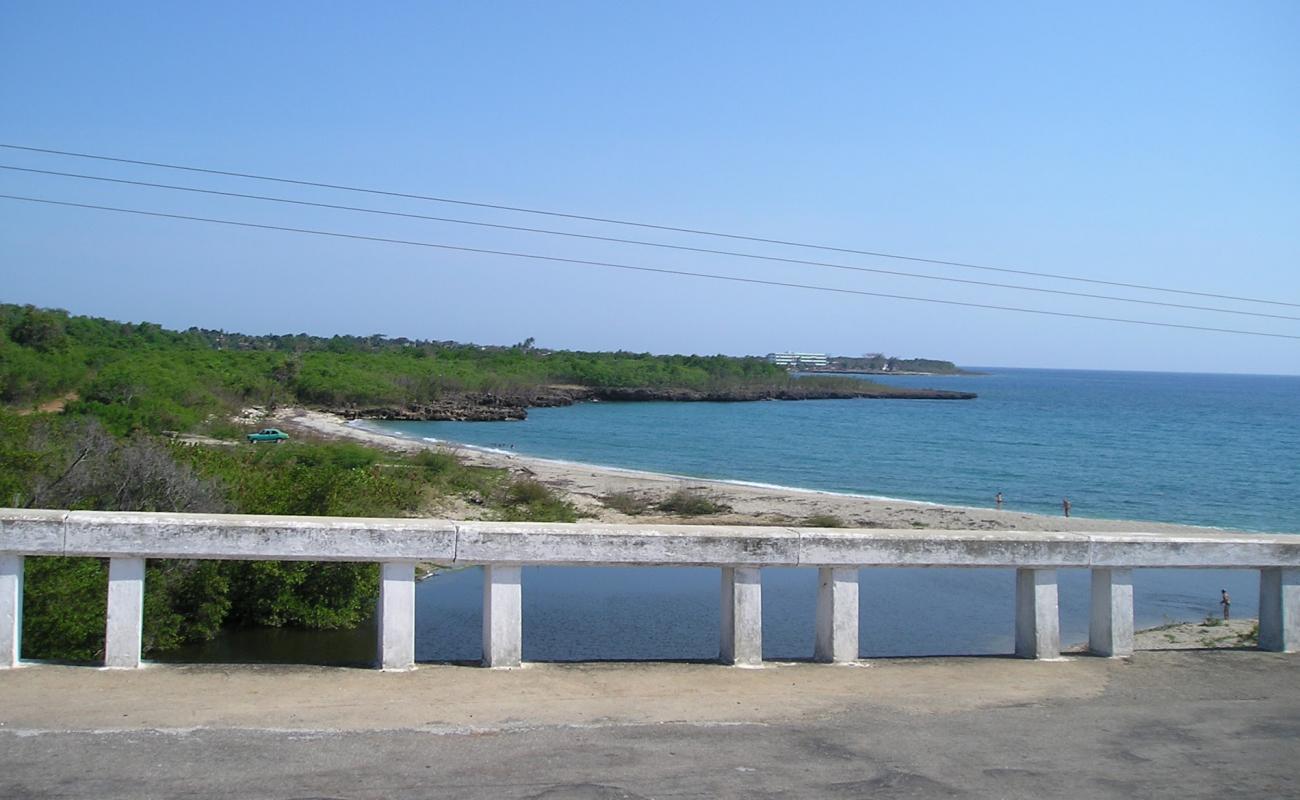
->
[369,368,1300,534]
[164,369,1300,664]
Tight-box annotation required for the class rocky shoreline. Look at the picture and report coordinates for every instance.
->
[329,383,977,422]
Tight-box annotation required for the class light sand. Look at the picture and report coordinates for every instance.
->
[268,407,1212,534]
[0,657,1113,733]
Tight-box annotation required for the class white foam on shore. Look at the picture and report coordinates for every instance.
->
[351,418,965,509]
[339,414,1234,530]
[715,478,946,506]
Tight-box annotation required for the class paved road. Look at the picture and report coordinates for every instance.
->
[2,651,1296,799]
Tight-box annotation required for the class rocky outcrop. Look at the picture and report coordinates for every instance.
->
[328,383,975,422]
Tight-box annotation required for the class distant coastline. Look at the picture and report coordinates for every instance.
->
[797,368,984,377]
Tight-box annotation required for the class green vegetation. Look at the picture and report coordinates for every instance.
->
[1,303,884,433]
[0,409,574,661]
[800,513,846,528]
[656,489,731,516]
[601,491,652,516]
[498,478,580,522]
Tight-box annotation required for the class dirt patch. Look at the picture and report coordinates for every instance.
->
[13,391,78,415]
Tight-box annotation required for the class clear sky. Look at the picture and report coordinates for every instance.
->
[2,2,1297,373]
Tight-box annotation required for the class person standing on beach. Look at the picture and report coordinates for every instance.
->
[995,492,1004,509]
[1220,589,1231,620]
[1062,497,1071,517]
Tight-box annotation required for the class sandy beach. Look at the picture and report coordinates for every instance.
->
[269,407,1213,534]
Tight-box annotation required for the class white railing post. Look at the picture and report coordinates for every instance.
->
[720,566,763,666]
[482,565,522,667]
[1015,568,1060,659]
[1089,568,1134,657]
[377,561,416,670]
[1259,567,1299,653]
[1,555,22,668]
[105,557,145,668]
[814,567,859,663]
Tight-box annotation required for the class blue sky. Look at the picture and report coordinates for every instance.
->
[2,2,1297,373]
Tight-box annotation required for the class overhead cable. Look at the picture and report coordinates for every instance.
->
[2,192,1296,341]
[4,163,1295,322]
[2,142,1295,309]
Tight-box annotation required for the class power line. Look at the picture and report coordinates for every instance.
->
[3,192,1297,342]
[5,163,1296,323]
[3,142,1295,310]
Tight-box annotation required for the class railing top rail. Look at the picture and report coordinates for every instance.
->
[2,508,1298,569]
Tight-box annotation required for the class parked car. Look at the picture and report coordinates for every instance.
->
[246,428,289,443]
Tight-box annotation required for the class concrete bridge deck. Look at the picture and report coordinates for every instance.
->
[2,651,1297,799]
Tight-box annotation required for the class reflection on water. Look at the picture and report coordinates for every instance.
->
[156,566,1259,665]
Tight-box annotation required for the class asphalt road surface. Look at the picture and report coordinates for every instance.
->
[1,651,1296,799]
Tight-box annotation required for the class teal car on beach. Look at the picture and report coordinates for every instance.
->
[246,428,289,443]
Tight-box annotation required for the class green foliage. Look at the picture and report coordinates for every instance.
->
[0,412,41,506]
[657,489,731,516]
[601,491,651,516]
[497,478,579,522]
[801,513,846,528]
[221,561,378,629]
[5,416,455,660]
[176,442,420,517]
[412,449,459,475]
[1,303,846,431]
[21,557,107,662]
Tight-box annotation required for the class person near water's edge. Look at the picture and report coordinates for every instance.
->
[1220,589,1231,620]
[995,492,1003,509]
[1062,497,1071,517]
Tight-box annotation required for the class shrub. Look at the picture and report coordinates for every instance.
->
[601,491,651,516]
[657,489,730,516]
[498,478,578,522]
[801,513,845,528]
[412,449,459,475]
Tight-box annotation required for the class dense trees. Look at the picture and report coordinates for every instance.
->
[1,304,810,428]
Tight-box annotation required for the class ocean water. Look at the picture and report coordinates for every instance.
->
[370,368,1300,533]
[162,369,1299,664]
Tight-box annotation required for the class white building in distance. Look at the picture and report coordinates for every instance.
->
[766,352,829,368]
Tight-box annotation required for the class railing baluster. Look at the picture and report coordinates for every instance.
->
[1015,568,1060,659]
[104,557,145,669]
[482,565,522,667]
[1259,568,1298,653]
[720,566,763,666]
[1089,568,1134,657]
[378,561,416,670]
[0,555,21,668]
[814,567,859,663]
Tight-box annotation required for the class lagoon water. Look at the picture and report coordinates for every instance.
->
[163,369,1300,665]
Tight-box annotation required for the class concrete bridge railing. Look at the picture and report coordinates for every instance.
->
[1,508,1297,670]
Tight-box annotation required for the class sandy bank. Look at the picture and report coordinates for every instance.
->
[268,407,1214,534]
